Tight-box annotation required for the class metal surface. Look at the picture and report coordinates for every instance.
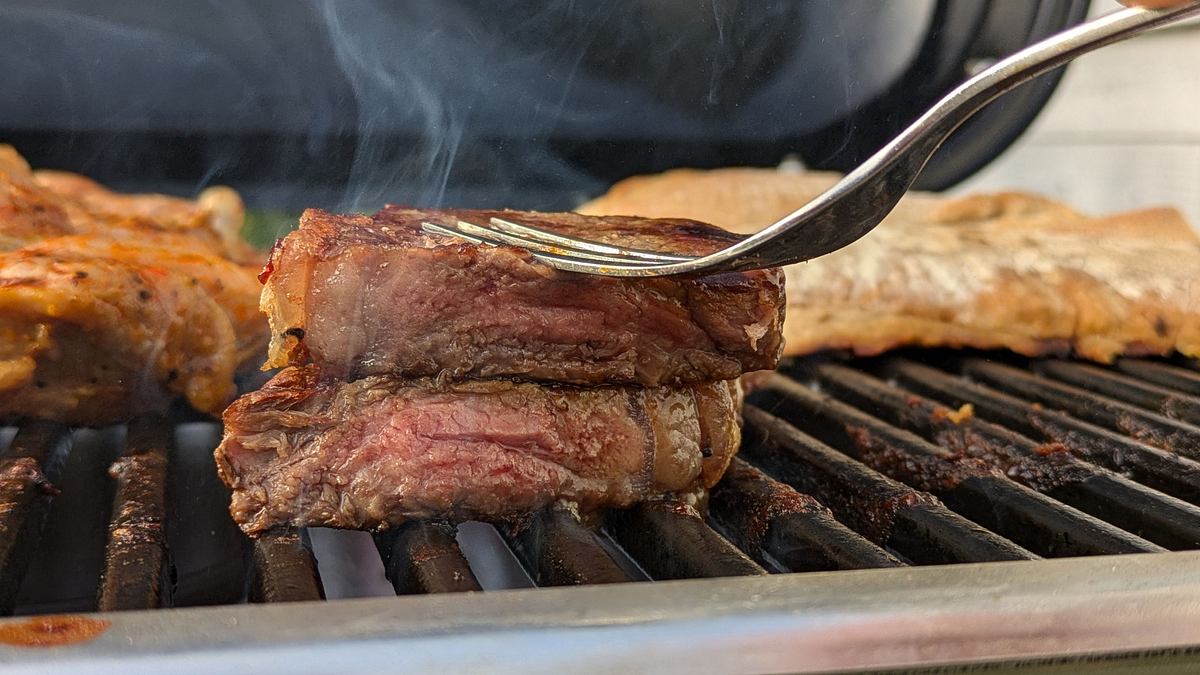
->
[422,3,1200,276]
[606,500,767,579]
[95,417,171,612]
[886,358,1200,504]
[741,404,1037,564]
[755,373,1162,557]
[377,522,480,594]
[0,423,68,613]
[249,531,324,604]
[2,552,1200,674]
[709,458,903,572]
[504,509,629,587]
[809,361,1200,550]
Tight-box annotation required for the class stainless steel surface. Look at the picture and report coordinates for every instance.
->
[425,2,1200,277]
[2,552,1200,674]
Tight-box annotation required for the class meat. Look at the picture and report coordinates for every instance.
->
[579,167,1200,363]
[1,145,252,261]
[261,207,786,386]
[216,365,741,534]
[0,146,269,424]
[217,202,784,533]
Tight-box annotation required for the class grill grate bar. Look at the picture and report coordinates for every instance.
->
[759,372,1161,557]
[504,509,630,586]
[250,530,324,603]
[0,422,69,614]
[1035,360,1200,426]
[12,353,1200,623]
[741,404,1036,564]
[709,458,904,571]
[810,362,1200,550]
[375,522,480,594]
[96,417,172,612]
[1116,358,1200,396]
[886,358,1200,506]
[606,500,767,580]
[962,358,1200,460]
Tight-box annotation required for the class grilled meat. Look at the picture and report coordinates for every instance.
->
[261,206,786,386]
[1,144,251,261]
[579,168,1200,363]
[0,242,241,424]
[0,146,268,424]
[216,365,741,534]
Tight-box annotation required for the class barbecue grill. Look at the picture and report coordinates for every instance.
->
[4,354,1200,673]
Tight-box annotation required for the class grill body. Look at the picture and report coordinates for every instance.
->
[3,354,1200,672]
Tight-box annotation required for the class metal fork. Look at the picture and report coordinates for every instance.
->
[425,2,1200,277]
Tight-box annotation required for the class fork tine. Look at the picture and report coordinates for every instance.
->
[421,221,484,244]
[453,220,661,266]
[422,220,680,275]
[489,217,695,263]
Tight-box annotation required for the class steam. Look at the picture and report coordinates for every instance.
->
[1,1,933,215]
[314,1,608,213]
[318,2,467,211]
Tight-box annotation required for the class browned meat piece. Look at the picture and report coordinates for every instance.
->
[216,366,742,535]
[33,169,257,264]
[0,146,75,248]
[0,145,269,424]
[1,144,253,262]
[16,236,266,364]
[261,207,786,386]
[0,242,243,424]
[580,168,1200,363]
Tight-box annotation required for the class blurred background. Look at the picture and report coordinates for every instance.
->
[0,0,1195,241]
[959,0,1200,228]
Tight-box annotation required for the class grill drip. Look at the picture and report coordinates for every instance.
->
[4,354,1200,614]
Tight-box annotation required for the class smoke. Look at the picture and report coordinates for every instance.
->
[0,0,934,215]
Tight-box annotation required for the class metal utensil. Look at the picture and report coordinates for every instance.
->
[424,1,1200,277]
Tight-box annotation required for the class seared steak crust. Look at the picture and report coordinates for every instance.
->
[216,366,741,534]
[261,207,785,386]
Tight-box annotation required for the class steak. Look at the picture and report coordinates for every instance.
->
[216,365,742,534]
[260,207,786,386]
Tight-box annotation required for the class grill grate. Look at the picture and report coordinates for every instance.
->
[3,354,1200,615]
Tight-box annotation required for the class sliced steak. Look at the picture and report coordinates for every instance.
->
[216,366,742,534]
[260,207,786,386]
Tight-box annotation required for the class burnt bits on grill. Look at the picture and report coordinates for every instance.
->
[217,208,785,534]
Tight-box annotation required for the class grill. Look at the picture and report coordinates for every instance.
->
[4,354,1200,672]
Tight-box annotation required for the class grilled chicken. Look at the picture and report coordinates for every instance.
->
[579,168,1200,363]
[0,146,267,424]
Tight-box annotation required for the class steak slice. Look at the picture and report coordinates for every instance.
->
[260,207,786,386]
[215,366,742,535]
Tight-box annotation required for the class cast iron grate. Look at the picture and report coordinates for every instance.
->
[3,353,1200,613]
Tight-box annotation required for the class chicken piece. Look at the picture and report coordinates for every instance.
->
[579,168,1200,362]
[0,145,267,423]
[0,242,242,424]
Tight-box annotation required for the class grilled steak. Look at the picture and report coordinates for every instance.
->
[260,207,786,386]
[216,366,742,534]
